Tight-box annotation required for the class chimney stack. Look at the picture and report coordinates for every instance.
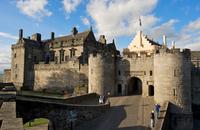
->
[163,35,167,47]
[171,41,175,49]
[51,32,55,40]
[19,29,23,39]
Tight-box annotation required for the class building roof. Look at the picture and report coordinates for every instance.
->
[146,37,161,46]
[44,29,93,44]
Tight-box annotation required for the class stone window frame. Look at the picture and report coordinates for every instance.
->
[14,53,17,58]
[150,70,153,76]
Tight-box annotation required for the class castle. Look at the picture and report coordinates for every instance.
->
[3,27,200,130]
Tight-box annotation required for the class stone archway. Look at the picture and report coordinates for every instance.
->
[24,118,55,130]
[127,77,142,95]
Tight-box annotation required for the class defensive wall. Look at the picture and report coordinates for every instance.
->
[16,93,110,130]
[33,59,88,92]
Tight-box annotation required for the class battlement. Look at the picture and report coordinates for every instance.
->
[89,51,115,65]
[123,48,154,59]
[155,48,191,58]
[89,50,114,59]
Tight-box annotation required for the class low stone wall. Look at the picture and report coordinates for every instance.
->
[154,102,170,130]
[16,93,110,130]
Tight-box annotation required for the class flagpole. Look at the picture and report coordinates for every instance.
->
[139,17,142,47]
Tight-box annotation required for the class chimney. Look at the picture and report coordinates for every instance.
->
[163,35,167,46]
[31,33,41,42]
[51,32,55,40]
[171,41,175,49]
[99,35,106,44]
[19,29,23,39]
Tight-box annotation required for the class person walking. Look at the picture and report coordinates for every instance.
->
[155,104,161,119]
[150,111,155,128]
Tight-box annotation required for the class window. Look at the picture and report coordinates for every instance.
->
[150,70,153,76]
[15,74,17,79]
[34,56,37,63]
[173,89,176,96]
[70,48,76,58]
[118,70,121,76]
[59,49,65,62]
[65,56,69,61]
[14,53,16,58]
[15,64,17,69]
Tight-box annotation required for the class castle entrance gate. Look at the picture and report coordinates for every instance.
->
[127,77,142,95]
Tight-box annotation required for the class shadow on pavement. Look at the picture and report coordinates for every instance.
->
[75,105,127,130]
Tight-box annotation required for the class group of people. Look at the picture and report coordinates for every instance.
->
[150,103,161,128]
[99,92,111,104]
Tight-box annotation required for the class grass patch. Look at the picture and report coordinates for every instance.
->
[24,118,49,128]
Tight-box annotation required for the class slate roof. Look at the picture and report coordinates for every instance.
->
[44,29,92,44]
[146,37,161,46]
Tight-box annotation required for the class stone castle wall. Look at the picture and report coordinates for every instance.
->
[117,52,154,96]
[33,60,88,92]
[3,69,11,83]
[191,51,200,105]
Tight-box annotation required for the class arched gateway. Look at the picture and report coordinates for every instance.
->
[127,77,142,95]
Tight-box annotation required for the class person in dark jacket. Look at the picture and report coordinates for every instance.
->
[150,111,155,128]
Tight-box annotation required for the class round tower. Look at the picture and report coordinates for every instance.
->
[88,52,115,96]
[154,48,193,129]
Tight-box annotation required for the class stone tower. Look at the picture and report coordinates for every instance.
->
[88,51,115,96]
[11,29,26,90]
[154,48,193,130]
[11,29,42,90]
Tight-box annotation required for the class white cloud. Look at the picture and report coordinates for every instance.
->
[185,43,200,51]
[0,44,11,72]
[0,32,18,40]
[149,19,179,41]
[87,0,158,40]
[151,17,200,50]
[63,0,81,13]
[174,18,200,50]
[16,0,52,20]
[81,17,90,26]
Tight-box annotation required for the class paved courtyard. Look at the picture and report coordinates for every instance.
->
[76,95,154,130]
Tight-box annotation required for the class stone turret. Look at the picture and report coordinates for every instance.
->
[88,51,115,96]
[154,48,193,130]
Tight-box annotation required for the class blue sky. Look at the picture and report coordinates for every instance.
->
[0,0,200,72]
